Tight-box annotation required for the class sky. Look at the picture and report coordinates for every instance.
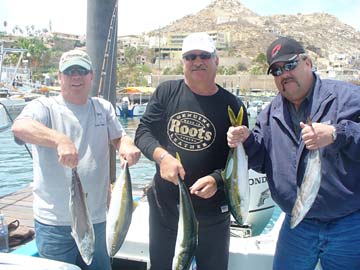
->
[1,0,359,36]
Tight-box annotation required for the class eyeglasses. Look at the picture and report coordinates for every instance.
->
[182,52,214,61]
[269,59,299,77]
[62,67,90,76]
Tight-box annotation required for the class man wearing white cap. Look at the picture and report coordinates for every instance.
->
[12,49,140,270]
[135,33,248,270]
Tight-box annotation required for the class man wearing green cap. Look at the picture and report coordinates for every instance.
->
[12,49,141,270]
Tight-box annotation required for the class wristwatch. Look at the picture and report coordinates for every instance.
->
[332,125,337,142]
[158,151,169,164]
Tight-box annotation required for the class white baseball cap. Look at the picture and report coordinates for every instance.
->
[181,32,216,55]
[59,49,92,72]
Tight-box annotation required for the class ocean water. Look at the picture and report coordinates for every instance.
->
[0,117,155,197]
[0,116,257,197]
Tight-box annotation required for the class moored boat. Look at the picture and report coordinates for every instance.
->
[0,104,11,131]
[0,88,27,118]
[116,96,147,118]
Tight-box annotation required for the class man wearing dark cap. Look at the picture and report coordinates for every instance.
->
[135,32,248,270]
[12,49,140,269]
[227,36,360,269]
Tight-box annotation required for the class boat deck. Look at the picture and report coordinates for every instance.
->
[0,186,34,252]
[0,185,146,232]
[0,186,147,269]
[0,186,34,230]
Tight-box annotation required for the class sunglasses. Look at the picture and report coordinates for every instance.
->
[183,52,214,61]
[62,67,90,76]
[269,59,299,77]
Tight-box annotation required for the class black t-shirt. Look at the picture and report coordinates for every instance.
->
[135,79,248,216]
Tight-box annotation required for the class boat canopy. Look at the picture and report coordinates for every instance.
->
[118,86,155,94]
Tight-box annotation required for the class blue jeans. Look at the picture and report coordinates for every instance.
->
[273,210,360,270]
[35,220,110,270]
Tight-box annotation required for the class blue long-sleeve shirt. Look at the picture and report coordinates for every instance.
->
[244,73,360,221]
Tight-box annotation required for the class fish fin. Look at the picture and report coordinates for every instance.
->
[236,106,244,126]
[306,117,313,126]
[220,170,226,182]
[175,152,181,162]
[228,106,237,126]
[132,200,139,211]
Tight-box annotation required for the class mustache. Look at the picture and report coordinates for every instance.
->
[281,77,300,87]
[191,65,207,71]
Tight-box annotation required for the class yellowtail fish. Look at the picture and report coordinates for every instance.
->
[223,106,250,225]
[69,168,95,265]
[106,160,134,257]
[172,153,198,270]
[291,148,321,229]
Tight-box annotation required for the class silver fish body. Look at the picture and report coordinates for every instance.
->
[69,168,95,265]
[224,143,250,225]
[291,149,322,229]
[172,178,198,270]
[106,161,133,257]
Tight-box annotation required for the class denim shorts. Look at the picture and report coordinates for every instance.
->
[273,210,360,270]
[35,220,111,270]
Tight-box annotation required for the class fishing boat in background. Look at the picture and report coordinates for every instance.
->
[0,87,27,118]
[116,86,154,118]
[117,96,148,118]
[0,103,11,131]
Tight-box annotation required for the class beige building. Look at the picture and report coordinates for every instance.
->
[148,31,230,60]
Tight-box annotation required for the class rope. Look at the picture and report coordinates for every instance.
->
[97,0,118,99]
[106,15,117,100]
[0,102,32,159]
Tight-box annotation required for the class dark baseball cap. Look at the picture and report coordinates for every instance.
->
[266,37,305,74]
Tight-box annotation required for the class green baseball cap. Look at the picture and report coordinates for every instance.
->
[59,49,92,72]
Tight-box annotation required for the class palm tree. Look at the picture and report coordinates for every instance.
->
[250,53,268,74]
[15,37,50,81]
[118,47,148,86]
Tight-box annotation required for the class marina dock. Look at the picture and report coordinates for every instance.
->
[0,185,146,252]
[0,186,34,229]
[0,185,35,252]
[0,185,147,269]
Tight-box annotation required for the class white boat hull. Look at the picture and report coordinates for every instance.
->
[114,202,284,269]
[116,103,147,118]
[114,170,280,269]
[0,253,81,270]
[0,97,27,118]
[0,104,11,131]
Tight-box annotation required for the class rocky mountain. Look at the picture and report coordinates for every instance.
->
[151,0,360,68]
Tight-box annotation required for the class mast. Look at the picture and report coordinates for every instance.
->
[87,0,118,183]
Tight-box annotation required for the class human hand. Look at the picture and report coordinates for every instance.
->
[56,135,78,168]
[119,136,141,167]
[300,122,335,150]
[227,126,250,148]
[189,175,217,199]
[159,154,186,185]
[119,144,141,167]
